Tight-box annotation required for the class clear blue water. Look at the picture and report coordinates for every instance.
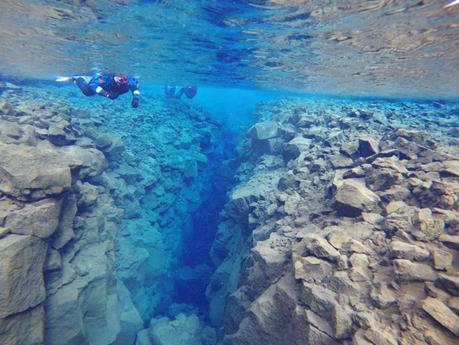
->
[1,0,459,98]
[1,1,459,344]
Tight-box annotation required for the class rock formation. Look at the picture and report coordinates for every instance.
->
[0,85,139,345]
[207,98,459,345]
[0,83,458,345]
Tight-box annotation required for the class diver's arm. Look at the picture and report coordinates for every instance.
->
[130,79,140,108]
[88,77,110,98]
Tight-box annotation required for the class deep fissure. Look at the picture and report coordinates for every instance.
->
[102,97,245,324]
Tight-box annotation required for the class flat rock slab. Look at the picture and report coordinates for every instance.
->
[393,259,437,282]
[248,121,280,140]
[422,297,459,337]
[0,141,105,200]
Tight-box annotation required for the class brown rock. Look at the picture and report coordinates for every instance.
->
[301,234,340,263]
[370,284,396,309]
[334,179,380,217]
[412,208,444,241]
[442,161,459,177]
[436,274,459,296]
[294,256,333,283]
[364,328,398,345]
[439,234,459,250]
[448,297,459,315]
[389,241,430,262]
[422,297,459,337]
[432,250,453,271]
[393,259,437,282]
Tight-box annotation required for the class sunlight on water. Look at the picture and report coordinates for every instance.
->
[0,0,458,98]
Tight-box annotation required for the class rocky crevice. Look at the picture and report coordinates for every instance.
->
[1,82,458,345]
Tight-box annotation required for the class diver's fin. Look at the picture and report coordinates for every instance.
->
[444,0,459,8]
[56,76,73,82]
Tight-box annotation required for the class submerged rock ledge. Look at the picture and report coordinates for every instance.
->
[0,84,458,345]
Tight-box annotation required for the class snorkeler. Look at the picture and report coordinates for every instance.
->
[164,85,197,100]
[57,73,140,108]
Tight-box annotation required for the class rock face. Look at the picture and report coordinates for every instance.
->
[207,98,459,345]
[0,87,130,345]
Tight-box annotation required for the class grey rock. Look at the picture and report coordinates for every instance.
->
[248,121,280,140]
[357,136,379,157]
[51,193,77,249]
[135,330,152,345]
[0,305,45,345]
[44,248,62,272]
[5,198,62,238]
[330,154,354,169]
[0,235,47,318]
[283,136,311,161]
[149,314,202,345]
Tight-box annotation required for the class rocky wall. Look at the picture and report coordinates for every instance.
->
[0,85,141,345]
[208,98,459,345]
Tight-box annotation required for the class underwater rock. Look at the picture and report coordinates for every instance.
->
[4,198,62,238]
[334,179,380,216]
[148,313,212,345]
[0,234,47,318]
[248,121,280,140]
[0,305,45,345]
[356,135,379,157]
[206,97,459,345]
[422,297,459,337]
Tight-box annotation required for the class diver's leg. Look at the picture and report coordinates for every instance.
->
[75,77,95,96]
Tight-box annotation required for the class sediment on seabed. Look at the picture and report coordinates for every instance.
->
[0,82,458,345]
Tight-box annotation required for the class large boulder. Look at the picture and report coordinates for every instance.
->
[422,297,459,337]
[334,179,380,217]
[149,314,203,345]
[248,121,280,140]
[283,136,311,161]
[4,198,62,238]
[0,235,47,318]
[0,141,105,200]
[0,142,71,200]
[356,135,379,157]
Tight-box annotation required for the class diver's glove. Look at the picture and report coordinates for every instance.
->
[131,97,139,108]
